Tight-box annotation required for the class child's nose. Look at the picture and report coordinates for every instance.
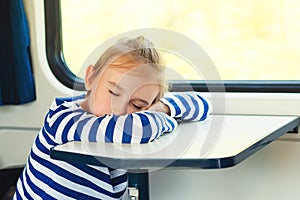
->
[113,108,127,115]
[112,100,128,115]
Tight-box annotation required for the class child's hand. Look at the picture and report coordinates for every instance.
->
[147,101,170,115]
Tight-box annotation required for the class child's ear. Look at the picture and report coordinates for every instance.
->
[84,65,95,91]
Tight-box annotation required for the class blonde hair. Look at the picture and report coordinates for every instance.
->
[89,36,166,99]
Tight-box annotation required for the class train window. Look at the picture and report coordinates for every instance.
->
[45,0,300,92]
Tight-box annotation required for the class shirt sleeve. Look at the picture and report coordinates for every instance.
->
[160,92,212,121]
[44,101,178,144]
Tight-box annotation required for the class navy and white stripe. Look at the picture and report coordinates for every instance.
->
[161,92,211,121]
[14,92,211,199]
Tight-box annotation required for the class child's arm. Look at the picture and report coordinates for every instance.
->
[45,99,178,144]
[150,92,211,121]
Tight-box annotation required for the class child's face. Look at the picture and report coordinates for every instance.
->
[82,59,161,116]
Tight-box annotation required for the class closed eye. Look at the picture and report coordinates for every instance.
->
[132,104,143,110]
[130,100,149,111]
[109,90,120,97]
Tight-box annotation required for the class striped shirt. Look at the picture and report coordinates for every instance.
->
[14,92,211,200]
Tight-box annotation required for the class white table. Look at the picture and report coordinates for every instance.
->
[50,114,299,199]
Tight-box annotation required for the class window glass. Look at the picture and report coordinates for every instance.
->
[61,0,300,80]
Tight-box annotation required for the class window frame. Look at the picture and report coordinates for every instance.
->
[44,0,300,93]
[44,0,85,91]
